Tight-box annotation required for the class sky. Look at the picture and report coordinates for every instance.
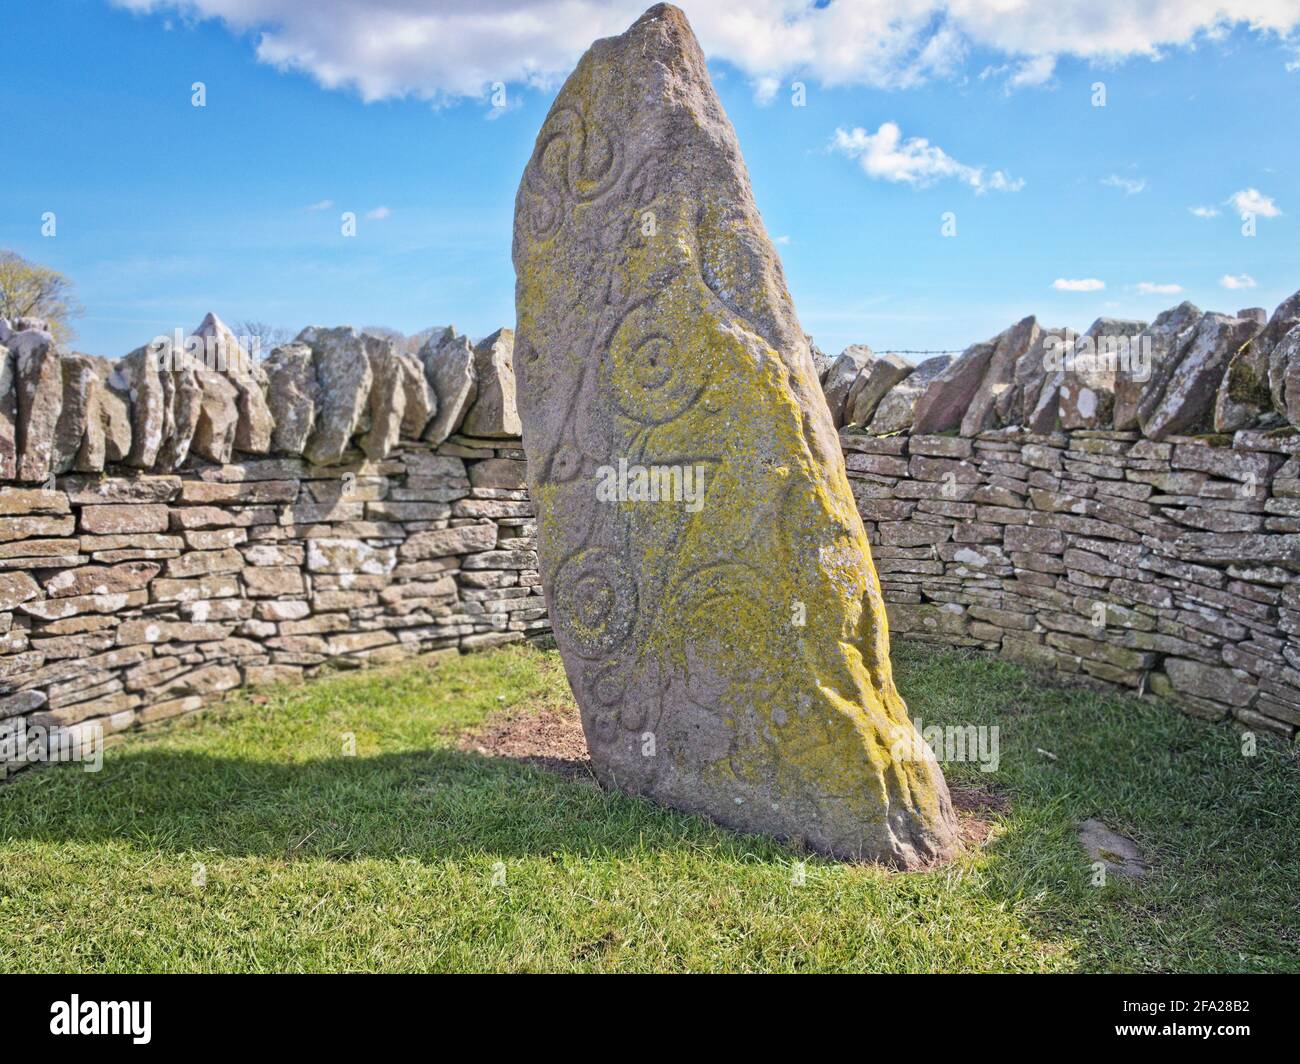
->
[1,0,1297,360]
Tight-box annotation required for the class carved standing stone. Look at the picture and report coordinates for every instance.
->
[511,3,957,865]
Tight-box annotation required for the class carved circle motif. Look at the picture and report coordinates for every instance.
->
[553,547,637,659]
[521,107,626,240]
[612,330,711,426]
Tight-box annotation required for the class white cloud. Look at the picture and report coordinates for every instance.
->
[1102,174,1147,195]
[365,206,391,220]
[1221,272,1258,289]
[1007,55,1057,90]
[752,75,781,105]
[831,123,1023,193]
[1227,187,1281,218]
[108,1,1300,104]
[1188,205,1221,218]
[305,199,334,211]
[772,234,791,245]
[979,54,1057,92]
[1053,278,1105,292]
[1136,282,1183,294]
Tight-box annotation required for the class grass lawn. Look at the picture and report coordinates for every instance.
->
[1,641,1296,973]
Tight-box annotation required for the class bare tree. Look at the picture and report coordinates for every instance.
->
[235,320,293,360]
[360,325,406,348]
[0,249,83,343]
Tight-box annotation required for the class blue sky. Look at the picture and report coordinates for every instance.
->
[1,0,1297,359]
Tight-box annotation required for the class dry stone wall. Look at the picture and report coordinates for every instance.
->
[0,437,544,777]
[1,313,544,778]
[848,426,1300,740]
[5,287,1300,779]
[829,287,1300,742]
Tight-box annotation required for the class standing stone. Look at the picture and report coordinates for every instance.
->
[397,349,437,440]
[264,342,316,456]
[962,315,1038,436]
[192,312,274,454]
[1264,291,1300,412]
[912,339,996,434]
[845,353,911,429]
[867,353,953,435]
[13,329,63,483]
[1215,322,1276,433]
[462,328,521,437]
[191,367,241,464]
[807,335,832,384]
[86,356,132,468]
[1117,302,1201,431]
[418,328,478,445]
[0,343,17,479]
[360,335,408,459]
[1005,325,1065,427]
[1058,318,1146,430]
[1141,313,1260,439]
[821,346,872,428]
[296,326,374,465]
[512,3,957,865]
[1275,324,1300,429]
[53,353,97,473]
[113,343,166,469]
[155,353,203,471]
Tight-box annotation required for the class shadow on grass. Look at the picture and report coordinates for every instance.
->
[2,639,1298,971]
[0,744,810,864]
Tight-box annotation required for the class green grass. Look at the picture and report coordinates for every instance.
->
[1,641,1296,973]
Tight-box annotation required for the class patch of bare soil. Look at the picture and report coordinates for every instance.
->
[949,784,1009,850]
[458,702,595,782]
[462,703,1008,862]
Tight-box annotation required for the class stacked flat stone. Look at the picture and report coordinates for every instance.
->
[2,312,538,777]
[846,425,1300,739]
[0,436,545,777]
[821,293,1300,440]
[0,312,523,484]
